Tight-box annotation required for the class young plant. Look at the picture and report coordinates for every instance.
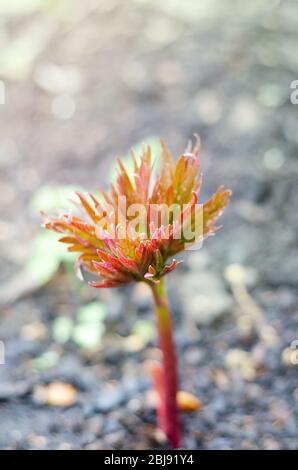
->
[43,136,231,448]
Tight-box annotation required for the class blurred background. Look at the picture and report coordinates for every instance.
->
[0,0,297,450]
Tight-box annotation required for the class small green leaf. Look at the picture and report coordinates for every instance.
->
[72,302,107,349]
[73,323,105,349]
[30,185,84,215]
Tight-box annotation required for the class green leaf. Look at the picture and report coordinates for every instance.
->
[32,350,59,372]
[29,184,84,215]
[77,301,107,323]
[25,231,76,284]
[52,316,73,344]
[72,302,107,349]
[131,319,156,345]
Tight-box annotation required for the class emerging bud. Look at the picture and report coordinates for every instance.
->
[43,137,231,288]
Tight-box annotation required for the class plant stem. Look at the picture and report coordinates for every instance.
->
[150,278,181,448]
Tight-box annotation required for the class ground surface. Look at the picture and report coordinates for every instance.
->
[0,0,297,450]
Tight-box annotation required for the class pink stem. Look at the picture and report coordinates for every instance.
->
[150,279,181,448]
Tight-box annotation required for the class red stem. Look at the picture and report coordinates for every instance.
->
[150,279,181,448]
